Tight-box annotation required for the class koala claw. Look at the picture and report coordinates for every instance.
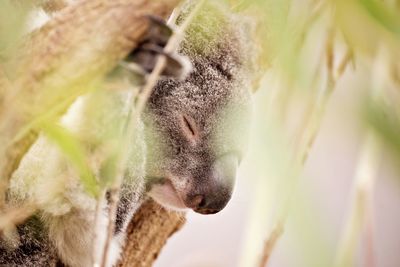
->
[124,16,192,81]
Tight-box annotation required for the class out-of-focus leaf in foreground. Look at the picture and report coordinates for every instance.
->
[40,122,99,197]
[359,0,400,37]
[366,99,400,181]
[335,0,400,64]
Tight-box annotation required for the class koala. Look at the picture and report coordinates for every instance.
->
[0,0,257,266]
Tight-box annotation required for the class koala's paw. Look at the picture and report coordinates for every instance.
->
[122,16,192,81]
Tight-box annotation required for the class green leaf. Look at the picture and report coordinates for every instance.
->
[359,0,400,37]
[40,122,100,197]
[365,99,400,184]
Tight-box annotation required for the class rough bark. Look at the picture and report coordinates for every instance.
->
[42,0,68,13]
[0,0,186,265]
[119,199,186,267]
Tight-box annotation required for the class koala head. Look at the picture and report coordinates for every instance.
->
[143,1,257,215]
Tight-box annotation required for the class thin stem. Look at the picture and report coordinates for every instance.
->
[91,191,106,267]
[333,46,387,267]
[336,48,353,80]
[333,133,380,267]
[365,203,376,267]
[258,221,285,266]
[259,23,351,267]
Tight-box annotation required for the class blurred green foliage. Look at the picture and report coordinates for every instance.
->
[232,0,400,266]
[366,99,400,176]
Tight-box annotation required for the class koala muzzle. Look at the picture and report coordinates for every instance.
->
[185,154,238,215]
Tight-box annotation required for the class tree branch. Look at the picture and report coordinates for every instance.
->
[119,199,186,267]
[0,0,180,203]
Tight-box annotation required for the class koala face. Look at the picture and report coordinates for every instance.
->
[144,55,252,214]
[140,0,258,215]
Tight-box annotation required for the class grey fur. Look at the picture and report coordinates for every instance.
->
[1,1,257,266]
[145,1,255,213]
[0,215,59,267]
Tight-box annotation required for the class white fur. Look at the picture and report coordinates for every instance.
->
[9,90,145,266]
[44,203,124,267]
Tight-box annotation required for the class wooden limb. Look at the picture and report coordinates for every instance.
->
[119,199,186,267]
[42,0,68,13]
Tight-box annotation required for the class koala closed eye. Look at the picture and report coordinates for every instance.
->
[180,114,199,143]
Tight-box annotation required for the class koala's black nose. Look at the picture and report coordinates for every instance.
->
[192,191,231,214]
[187,154,238,215]
[185,191,231,214]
